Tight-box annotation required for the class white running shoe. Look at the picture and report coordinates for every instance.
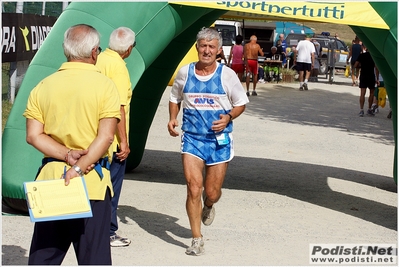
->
[202,198,216,226]
[185,237,204,256]
[110,234,131,247]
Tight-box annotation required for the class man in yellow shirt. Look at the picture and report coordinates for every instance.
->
[23,24,120,265]
[96,26,135,247]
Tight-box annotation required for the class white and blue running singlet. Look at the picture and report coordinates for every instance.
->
[181,63,234,165]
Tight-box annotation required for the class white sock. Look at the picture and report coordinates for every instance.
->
[304,79,308,83]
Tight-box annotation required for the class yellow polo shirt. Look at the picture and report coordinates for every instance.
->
[96,48,132,152]
[23,62,121,200]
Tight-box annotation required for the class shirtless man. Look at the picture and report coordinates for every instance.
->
[244,35,264,96]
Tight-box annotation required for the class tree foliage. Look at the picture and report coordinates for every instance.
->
[2,2,64,17]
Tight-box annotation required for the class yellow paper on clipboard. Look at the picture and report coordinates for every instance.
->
[24,177,92,222]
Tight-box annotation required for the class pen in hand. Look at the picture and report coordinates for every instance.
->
[63,166,66,179]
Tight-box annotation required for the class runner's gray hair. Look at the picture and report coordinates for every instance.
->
[196,27,222,49]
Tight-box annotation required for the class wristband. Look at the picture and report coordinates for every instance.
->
[227,113,233,122]
[65,149,72,165]
[72,165,84,176]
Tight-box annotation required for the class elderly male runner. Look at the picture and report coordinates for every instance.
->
[167,27,249,256]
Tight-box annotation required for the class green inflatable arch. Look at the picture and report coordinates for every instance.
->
[351,2,397,181]
[2,2,397,212]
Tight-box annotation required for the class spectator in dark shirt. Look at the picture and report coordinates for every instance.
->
[354,44,377,116]
[347,36,362,86]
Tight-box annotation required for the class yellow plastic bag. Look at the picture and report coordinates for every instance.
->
[345,65,350,77]
[378,87,387,108]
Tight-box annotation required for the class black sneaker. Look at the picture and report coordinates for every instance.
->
[299,86,304,91]
[359,110,364,117]
[303,83,308,90]
[251,91,257,96]
[246,91,250,96]
[387,110,392,119]
[371,104,377,114]
[367,109,375,116]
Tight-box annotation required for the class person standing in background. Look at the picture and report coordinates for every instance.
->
[276,33,287,66]
[347,36,362,86]
[294,35,315,91]
[227,34,244,82]
[216,49,227,64]
[244,35,264,96]
[24,24,120,265]
[371,66,383,115]
[310,38,320,81]
[96,26,136,247]
[354,44,377,117]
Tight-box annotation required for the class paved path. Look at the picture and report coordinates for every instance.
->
[2,72,397,266]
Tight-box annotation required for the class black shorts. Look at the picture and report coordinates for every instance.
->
[359,76,376,90]
[28,189,112,265]
[296,62,312,72]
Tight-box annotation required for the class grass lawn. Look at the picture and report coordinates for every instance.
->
[2,62,12,132]
[304,22,356,46]
[2,100,13,132]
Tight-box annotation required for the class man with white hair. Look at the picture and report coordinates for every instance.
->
[24,24,120,265]
[244,35,264,96]
[96,26,136,247]
[276,33,287,65]
[168,27,248,256]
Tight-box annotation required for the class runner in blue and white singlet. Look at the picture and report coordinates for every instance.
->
[168,27,249,256]
[170,62,248,165]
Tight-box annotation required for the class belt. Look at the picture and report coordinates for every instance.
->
[36,157,110,180]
